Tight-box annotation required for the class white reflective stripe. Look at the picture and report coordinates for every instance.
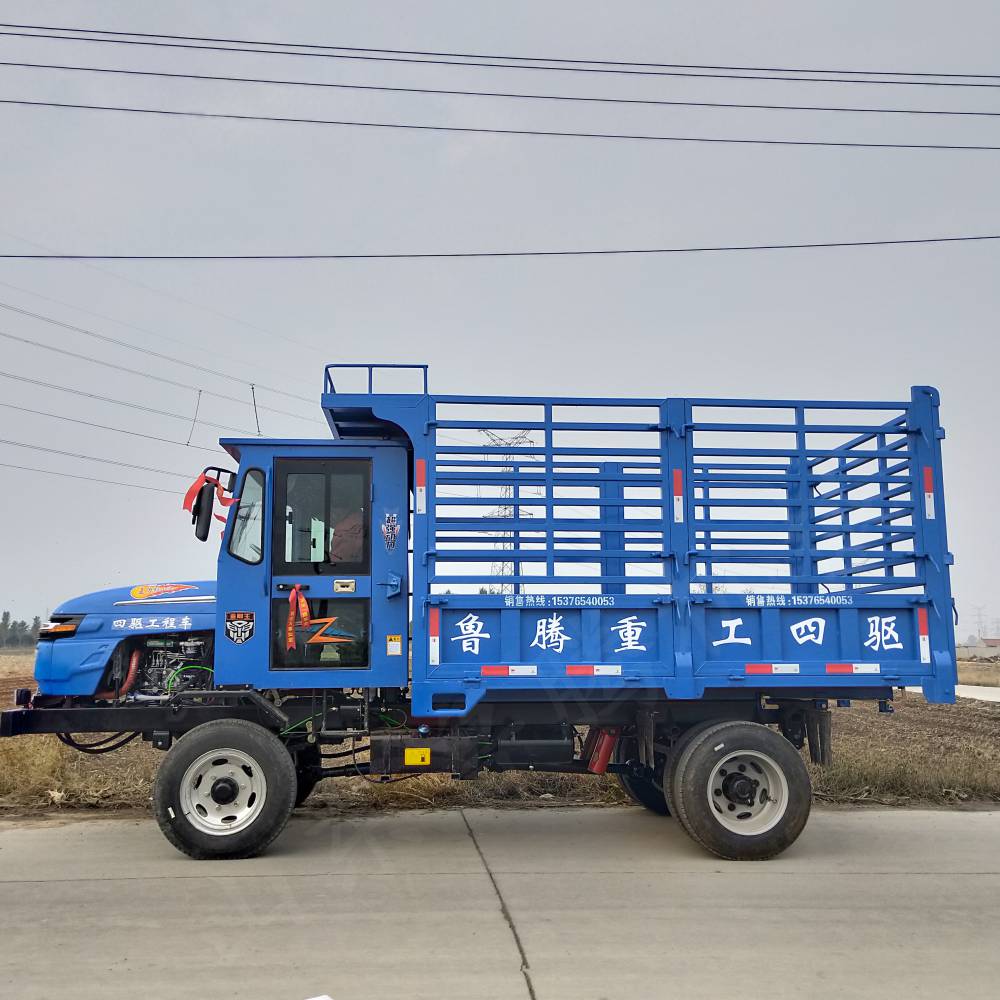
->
[416,485,427,515]
[672,494,684,523]
[114,595,216,606]
[594,664,622,676]
[428,635,440,665]
[919,635,931,664]
[924,492,935,519]
[508,664,538,677]
[853,663,881,674]
[772,664,800,674]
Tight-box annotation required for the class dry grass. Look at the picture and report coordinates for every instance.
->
[809,693,1000,804]
[3,653,999,813]
[958,660,1000,687]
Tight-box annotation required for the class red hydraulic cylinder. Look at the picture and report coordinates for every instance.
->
[587,727,620,774]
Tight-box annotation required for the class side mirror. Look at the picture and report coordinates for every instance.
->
[192,482,216,541]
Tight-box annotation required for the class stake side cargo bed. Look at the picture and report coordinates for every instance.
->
[313,366,954,716]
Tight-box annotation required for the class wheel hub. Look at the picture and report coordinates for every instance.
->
[720,771,757,807]
[210,776,240,805]
[179,748,268,837]
[707,750,789,836]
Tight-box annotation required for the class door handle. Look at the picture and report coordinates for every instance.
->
[377,572,403,598]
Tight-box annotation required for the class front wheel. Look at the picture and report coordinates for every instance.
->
[153,719,297,859]
[671,721,811,861]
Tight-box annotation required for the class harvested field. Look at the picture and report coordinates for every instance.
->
[0,653,33,708]
[3,653,999,812]
[958,661,1000,687]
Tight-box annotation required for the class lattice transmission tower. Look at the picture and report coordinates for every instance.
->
[478,428,534,594]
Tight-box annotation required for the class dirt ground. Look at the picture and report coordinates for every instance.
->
[2,653,999,812]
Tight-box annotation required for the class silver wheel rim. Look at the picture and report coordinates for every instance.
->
[179,747,268,837]
[707,750,788,836]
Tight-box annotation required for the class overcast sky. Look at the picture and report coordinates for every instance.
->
[0,1,997,634]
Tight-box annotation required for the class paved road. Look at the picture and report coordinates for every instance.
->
[956,684,1000,703]
[907,684,1000,703]
[1,807,998,1000]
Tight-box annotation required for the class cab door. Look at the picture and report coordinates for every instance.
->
[268,448,408,689]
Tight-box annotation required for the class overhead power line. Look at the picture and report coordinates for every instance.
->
[0,327,322,423]
[0,369,256,434]
[0,274,320,388]
[0,398,223,454]
[0,460,179,495]
[2,26,1000,88]
[4,21,1000,79]
[5,98,1000,151]
[0,437,191,477]
[0,233,997,261]
[5,59,1000,118]
[0,299,314,405]
[0,228,332,366]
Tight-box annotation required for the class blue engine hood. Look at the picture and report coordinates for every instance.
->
[36,581,217,697]
[55,580,216,616]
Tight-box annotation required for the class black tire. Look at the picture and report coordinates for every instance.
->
[614,736,669,816]
[153,719,298,860]
[661,721,719,819]
[293,743,321,808]
[671,721,811,861]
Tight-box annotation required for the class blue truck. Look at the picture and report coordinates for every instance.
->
[1,365,956,860]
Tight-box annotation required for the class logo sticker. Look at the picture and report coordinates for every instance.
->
[130,583,197,601]
[225,611,255,644]
[381,512,400,552]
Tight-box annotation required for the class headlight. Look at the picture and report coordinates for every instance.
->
[37,615,83,639]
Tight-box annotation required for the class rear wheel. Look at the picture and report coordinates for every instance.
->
[671,721,811,861]
[153,719,297,859]
[614,736,669,816]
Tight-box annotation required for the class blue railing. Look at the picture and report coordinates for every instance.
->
[324,364,429,395]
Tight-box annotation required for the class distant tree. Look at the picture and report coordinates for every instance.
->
[31,616,42,640]
[0,610,9,648]
[7,620,21,647]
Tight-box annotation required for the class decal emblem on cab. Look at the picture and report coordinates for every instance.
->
[381,512,400,552]
[225,611,255,644]
[130,583,197,601]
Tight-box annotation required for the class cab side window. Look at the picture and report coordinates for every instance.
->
[228,469,266,564]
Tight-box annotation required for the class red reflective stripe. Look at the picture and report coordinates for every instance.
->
[917,607,930,636]
[428,607,440,637]
[672,468,683,495]
[566,664,594,675]
[923,466,934,493]
[826,663,854,673]
[416,459,427,487]
[481,665,509,676]
[745,663,773,674]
